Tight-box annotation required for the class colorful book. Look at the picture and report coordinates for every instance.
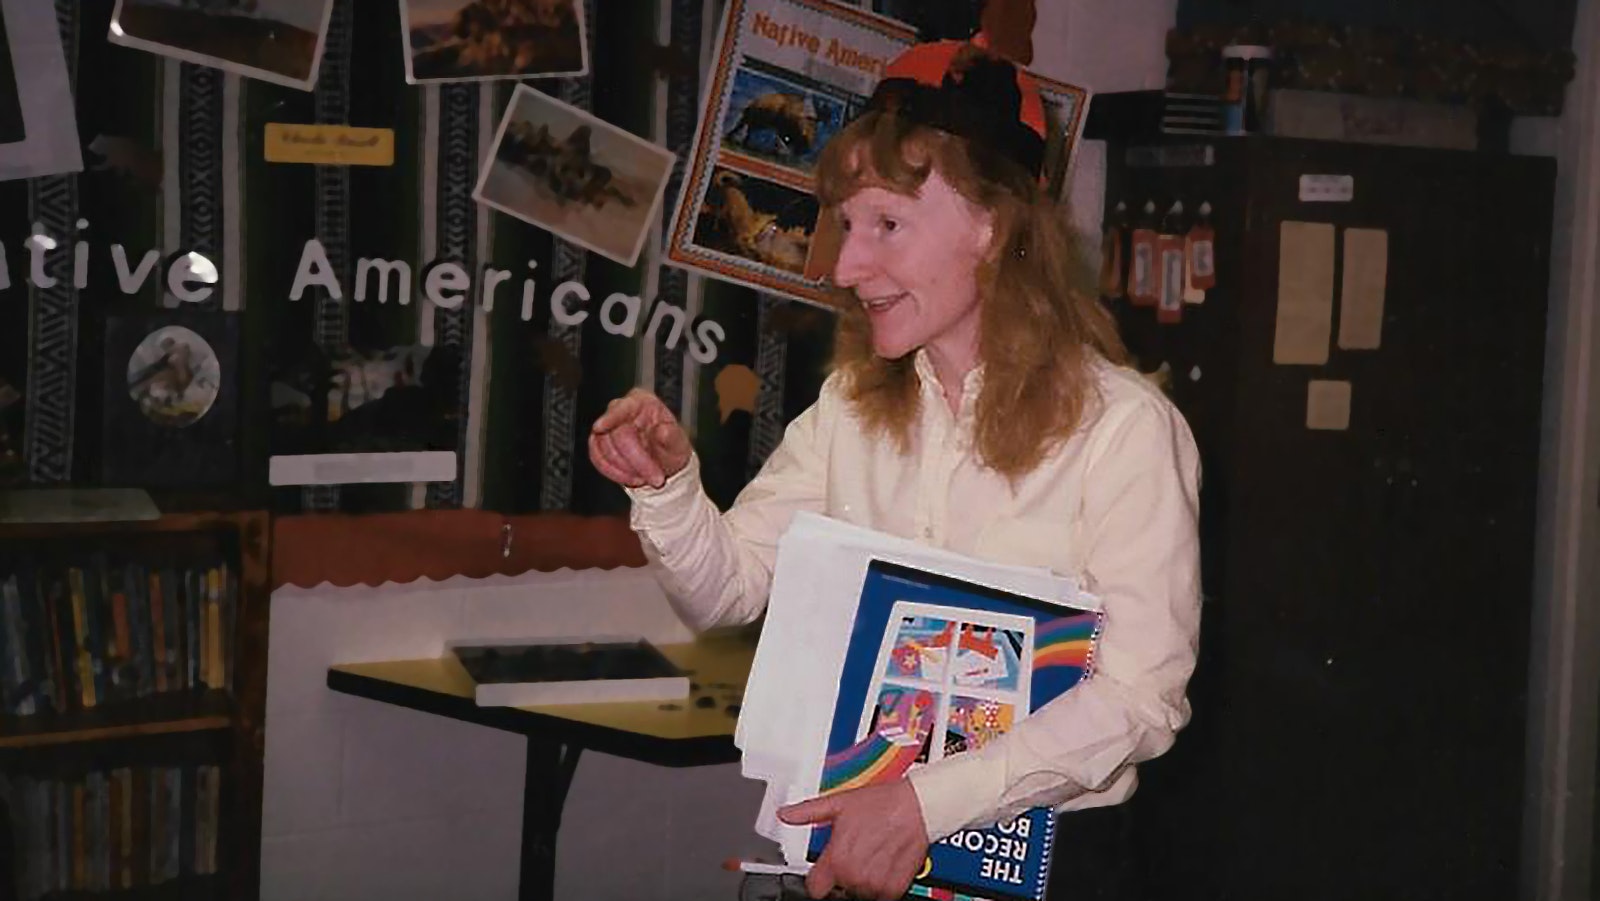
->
[66,568,96,709]
[207,567,224,690]
[803,559,1101,901]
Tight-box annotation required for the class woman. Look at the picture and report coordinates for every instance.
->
[589,38,1201,901]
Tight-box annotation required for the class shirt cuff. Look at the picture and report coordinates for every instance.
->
[906,745,1010,842]
[624,452,701,533]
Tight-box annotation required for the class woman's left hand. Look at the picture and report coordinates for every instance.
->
[778,780,930,900]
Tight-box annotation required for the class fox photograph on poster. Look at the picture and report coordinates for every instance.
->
[692,167,819,277]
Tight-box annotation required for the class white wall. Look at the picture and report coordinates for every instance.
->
[1034,0,1181,260]
[1524,1,1600,898]
[259,568,771,901]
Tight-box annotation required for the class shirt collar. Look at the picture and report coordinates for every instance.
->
[913,349,985,420]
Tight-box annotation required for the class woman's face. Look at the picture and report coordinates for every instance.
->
[832,166,994,368]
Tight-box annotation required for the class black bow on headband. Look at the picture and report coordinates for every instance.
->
[861,53,1046,178]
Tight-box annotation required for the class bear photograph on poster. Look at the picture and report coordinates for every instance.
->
[719,63,850,173]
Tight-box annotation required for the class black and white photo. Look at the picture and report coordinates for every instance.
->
[0,0,82,181]
[109,0,335,91]
[475,84,676,268]
[401,0,587,84]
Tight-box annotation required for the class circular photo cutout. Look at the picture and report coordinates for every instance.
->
[126,326,221,428]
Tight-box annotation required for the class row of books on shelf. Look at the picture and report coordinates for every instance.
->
[0,556,239,718]
[4,764,223,901]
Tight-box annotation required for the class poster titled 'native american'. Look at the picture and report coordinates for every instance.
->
[665,0,914,306]
[666,0,1090,308]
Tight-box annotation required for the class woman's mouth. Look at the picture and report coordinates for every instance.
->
[862,293,906,313]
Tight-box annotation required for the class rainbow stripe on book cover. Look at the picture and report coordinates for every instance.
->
[808,559,1102,901]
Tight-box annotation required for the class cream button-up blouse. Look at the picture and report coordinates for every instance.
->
[626,350,1202,841]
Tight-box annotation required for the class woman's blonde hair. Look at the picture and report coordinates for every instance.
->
[815,106,1128,480]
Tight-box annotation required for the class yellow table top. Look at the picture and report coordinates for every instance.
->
[328,632,756,743]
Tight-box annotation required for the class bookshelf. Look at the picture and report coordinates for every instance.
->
[0,509,271,901]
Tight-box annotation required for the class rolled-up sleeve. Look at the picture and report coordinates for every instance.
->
[908,394,1203,839]
[625,378,838,632]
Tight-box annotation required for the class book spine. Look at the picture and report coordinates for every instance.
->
[109,565,133,702]
[30,778,49,901]
[207,567,223,690]
[126,562,151,699]
[165,767,181,882]
[90,555,116,704]
[118,767,135,890]
[186,569,200,691]
[46,574,71,714]
[148,766,166,884]
[53,780,66,895]
[223,562,236,693]
[79,563,109,707]
[131,767,149,889]
[149,570,167,694]
[163,568,180,694]
[19,569,54,715]
[71,780,85,891]
[1,572,23,715]
[98,771,110,892]
[67,569,94,709]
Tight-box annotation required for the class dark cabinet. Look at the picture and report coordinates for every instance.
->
[1105,136,1553,901]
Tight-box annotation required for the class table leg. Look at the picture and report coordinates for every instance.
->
[519,737,584,901]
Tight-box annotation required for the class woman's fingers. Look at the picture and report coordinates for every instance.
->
[589,390,691,488]
[592,391,648,434]
[608,422,667,487]
[589,431,644,487]
[651,418,690,454]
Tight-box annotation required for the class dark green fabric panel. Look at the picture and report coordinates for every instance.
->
[565,2,655,516]
[693,279,761,511]
[0,0,166,486]
[482,81,555,513]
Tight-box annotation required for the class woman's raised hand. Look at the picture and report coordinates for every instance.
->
[588,388,693,490]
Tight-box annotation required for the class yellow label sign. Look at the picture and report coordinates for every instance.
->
[264,124,395,166]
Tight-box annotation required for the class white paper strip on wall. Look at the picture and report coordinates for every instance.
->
[1306,379,1352,431]
[1338,228,1389,350]
[1273,221,1336,365]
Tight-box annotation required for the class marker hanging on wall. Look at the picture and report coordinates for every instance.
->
[1185,201,1215,303]
[1129,200,1159,306]
[1157,202,1186,323]
[1100,201,1127,300]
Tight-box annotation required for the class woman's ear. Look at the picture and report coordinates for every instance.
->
[975,209,998,260]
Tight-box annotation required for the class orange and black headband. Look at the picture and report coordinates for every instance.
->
[861,39,1048,179]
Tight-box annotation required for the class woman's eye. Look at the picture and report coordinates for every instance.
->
[881,217,900,233]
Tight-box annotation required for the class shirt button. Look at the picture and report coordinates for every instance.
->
[922,526,934,539]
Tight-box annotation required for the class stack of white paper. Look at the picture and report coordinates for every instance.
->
[735,512,1093,868]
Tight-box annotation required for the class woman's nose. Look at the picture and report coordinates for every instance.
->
[832,233,874,287]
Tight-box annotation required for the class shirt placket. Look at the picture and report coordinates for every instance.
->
[917,400,960,545]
